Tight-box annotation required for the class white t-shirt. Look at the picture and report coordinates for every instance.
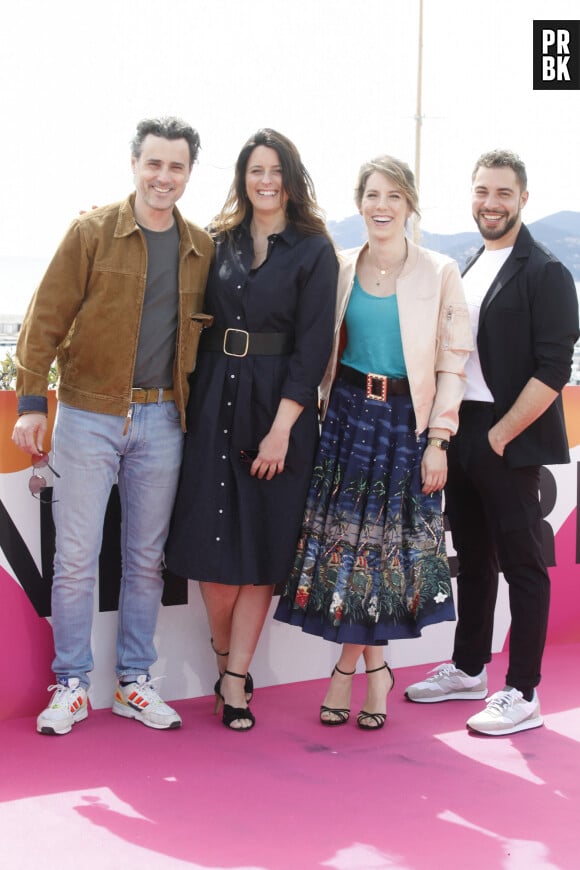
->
[462,247,513,401]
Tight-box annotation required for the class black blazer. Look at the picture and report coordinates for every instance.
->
[463,224,579,468]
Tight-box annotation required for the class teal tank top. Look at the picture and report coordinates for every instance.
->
[341,275,407,377]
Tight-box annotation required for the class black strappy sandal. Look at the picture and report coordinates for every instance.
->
[211,638,253,712]
[320,664,356,726]
[220,669,255,732]
[357,662,395,731]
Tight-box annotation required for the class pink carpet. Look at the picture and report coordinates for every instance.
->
[1,643,579,870]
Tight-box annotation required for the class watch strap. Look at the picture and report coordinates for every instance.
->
[426,437,450,451]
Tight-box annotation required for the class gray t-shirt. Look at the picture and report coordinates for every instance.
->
[133,221,180,388]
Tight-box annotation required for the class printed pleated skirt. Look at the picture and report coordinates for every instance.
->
[274,375,456,644]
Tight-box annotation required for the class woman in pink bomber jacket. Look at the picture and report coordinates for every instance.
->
[274,155,473,730]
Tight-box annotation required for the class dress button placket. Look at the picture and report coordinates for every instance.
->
[216,344,241,544]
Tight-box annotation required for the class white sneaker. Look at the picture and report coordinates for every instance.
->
[112,675,182,730]
[37,678,88,735]
[466,688,544,736]
[405,663,488,703]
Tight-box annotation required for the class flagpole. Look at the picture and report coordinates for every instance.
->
[413,0,424,243]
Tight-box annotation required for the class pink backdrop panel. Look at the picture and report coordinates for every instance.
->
[547,511,580,645]
[0,567,53,720]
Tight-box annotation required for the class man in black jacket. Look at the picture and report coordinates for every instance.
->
[405,150,579,735]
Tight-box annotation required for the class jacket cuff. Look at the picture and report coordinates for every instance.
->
[18,395,48,415]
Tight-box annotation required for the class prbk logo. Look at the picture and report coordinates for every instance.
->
[533,20,580,89]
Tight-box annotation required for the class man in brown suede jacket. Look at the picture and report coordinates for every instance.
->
[13,117,213,735]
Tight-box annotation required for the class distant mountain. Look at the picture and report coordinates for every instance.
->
[1,212,579,320]
[327,211,580,279]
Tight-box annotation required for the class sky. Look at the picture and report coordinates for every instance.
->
[1,0,579,280]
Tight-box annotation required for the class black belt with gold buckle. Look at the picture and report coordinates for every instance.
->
[200,328,294,358]
[338,364,410,401]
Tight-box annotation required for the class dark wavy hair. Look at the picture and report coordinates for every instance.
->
[210,128,330,240]
[130,117,201,168]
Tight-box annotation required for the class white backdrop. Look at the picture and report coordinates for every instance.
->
[3,447,578,711]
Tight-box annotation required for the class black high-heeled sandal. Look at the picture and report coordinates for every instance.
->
[211,638,253,711]
[320,664,356,726]
[220,669,255,732]
[211,639,228,714]
[357,662,395,731]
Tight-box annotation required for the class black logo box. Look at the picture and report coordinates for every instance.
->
[533,20,580,90]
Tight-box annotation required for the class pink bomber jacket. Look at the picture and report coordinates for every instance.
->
[319,240,473,436]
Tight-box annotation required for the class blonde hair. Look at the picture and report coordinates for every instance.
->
[354,155,420,218]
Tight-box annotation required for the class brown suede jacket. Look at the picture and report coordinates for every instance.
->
[16,193,213,431]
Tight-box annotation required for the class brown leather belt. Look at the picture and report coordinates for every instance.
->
[131,387,175,404]
[200,328,294,358]
[339,364,410,401]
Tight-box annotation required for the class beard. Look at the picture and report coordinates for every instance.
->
[474,209,520,241]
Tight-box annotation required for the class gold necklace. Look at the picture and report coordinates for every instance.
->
[372,240,408,286]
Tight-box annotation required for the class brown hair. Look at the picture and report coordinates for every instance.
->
[210,128,330,240]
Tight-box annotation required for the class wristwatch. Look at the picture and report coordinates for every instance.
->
[426,437,450,451]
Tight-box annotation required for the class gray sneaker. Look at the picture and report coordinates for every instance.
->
[466,688,543,736]
[405,663,488,703]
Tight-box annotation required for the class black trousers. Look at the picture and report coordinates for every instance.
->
[445,401,550,691]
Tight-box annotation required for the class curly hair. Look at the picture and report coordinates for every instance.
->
[472,149,527,191]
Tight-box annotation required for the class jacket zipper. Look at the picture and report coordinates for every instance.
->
[443,305,453,349]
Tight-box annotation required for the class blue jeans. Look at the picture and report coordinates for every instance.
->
[50,399,184,689]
